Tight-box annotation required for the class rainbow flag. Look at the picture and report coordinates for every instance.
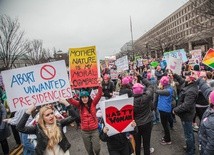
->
[202,48,214,69]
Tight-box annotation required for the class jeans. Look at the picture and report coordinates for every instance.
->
[20,133,35,155]
[182,121,195,155]
[81,129,100,155]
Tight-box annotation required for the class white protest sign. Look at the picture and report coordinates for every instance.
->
[163,49,188,64]
[167,57,182,75]
[2,60,72,112]
[190,49,202,62]
[115,56,129,72]
[100,97,134,136]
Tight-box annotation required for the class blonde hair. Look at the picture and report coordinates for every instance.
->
[38,105,62,152]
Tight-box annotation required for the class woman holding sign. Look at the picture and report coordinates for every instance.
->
[61,78,103,155]
[16,102,78,155]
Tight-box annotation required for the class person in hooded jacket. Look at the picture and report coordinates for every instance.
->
[132,77,154,155]
[119,77,133,97]
[154,76,173,145]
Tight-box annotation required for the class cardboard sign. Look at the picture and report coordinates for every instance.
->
[1,60,72,112]
[69,46,99,88]
[167,57,182,75]
[100,97,134,136]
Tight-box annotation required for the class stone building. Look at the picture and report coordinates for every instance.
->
[134,0,214,58]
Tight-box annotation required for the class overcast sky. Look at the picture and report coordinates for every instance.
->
[0,0,188,59]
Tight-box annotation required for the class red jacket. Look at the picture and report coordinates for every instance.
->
[68,86,102,131]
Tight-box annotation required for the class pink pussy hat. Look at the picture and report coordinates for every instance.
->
[209,90,214,105]
[132,83,144,94]
[160,76,169,86]
[122,77,130,85]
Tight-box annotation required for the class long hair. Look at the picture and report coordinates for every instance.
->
[79,96,93,113]
[38,105,62,152]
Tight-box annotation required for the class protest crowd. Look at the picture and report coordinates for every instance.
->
[0,47,214,155]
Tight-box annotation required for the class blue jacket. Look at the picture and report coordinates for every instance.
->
[157,86,173,113]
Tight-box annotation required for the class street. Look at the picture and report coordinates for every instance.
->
[0,116,200,155]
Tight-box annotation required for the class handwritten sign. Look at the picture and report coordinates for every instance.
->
[110,69,118,80]
[1,60,72,112]
[100,97,134,136]
[115,56,129,72]
[167,57,182,75]
[69,46,99,89]
[190,49,202,62]
[163,49,188,64]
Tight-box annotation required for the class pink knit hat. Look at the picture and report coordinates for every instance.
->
[160,76,169,86]
[122,77,130,85]
[132,83,144,94]
[147,72,151,80]
[209,91,214,104]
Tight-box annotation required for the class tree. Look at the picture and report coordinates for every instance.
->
[25,39,52,65]
[189,0,214,42]
[0,15,29,69]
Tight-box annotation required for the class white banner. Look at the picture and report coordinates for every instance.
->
[115,56,129,72]
[2,60,72,112]
[167,57,182,75]
[190,49,202,62]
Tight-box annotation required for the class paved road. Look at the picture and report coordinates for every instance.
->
[1,116,200,155]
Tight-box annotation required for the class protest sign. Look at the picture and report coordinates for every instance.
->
[69,46,99,89]
[167,57,182,75]
[202,48,214,69]
[1,60,72,112]
[115,56,129,72]
[110,69,118,80]
[100,97,134,136]
[163,49,188,64]
[190,49,202,62]
[188,58,197,67]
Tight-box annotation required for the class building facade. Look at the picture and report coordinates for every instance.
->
[134,0,214,58]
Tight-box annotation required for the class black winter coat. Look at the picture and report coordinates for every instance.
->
[133,78,154,126]
[173,74,198,121]
[99,131,131,152]
[119,86,133,97]
[16,105,77,155]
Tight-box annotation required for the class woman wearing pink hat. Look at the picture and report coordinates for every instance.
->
[154,76,174,145]
[119,77,133,97]
[132,77,154,155]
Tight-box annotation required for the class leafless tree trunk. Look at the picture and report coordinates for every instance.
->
[0,15,29,69]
